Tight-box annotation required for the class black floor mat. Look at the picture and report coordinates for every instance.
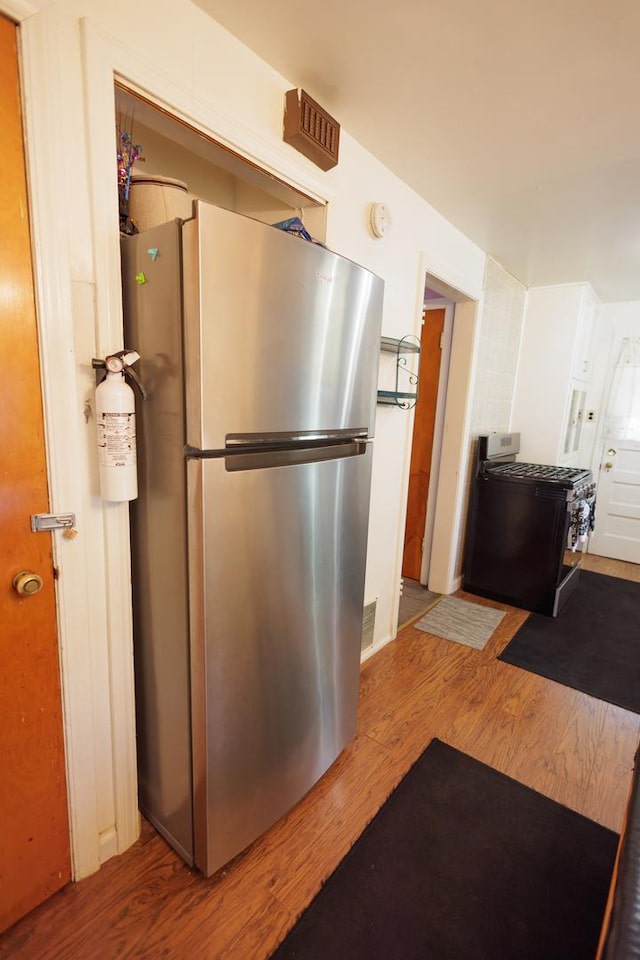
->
[499,570,640,713]
[270,739,618,960]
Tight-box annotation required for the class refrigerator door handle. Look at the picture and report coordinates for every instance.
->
[225,428,369,448]
[223,439,370,473]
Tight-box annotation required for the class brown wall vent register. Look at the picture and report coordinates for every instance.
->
[283,88,340,170]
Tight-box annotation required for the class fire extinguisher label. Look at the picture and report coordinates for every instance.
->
[97,412,137,467]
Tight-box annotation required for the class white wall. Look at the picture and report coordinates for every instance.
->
[511,284,584,464]
[445,256,527,582]
[472,257,526,436]
[14,0,486,878]
[127,121,237,209]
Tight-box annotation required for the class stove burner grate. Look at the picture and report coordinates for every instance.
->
[485,461,590,485]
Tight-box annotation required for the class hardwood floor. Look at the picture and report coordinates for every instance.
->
[396,577,440,630]
[2,555,638,960]
[580,551,640,582]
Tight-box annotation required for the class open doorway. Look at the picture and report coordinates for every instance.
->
[396,271,478,631]
[397,285,453,628]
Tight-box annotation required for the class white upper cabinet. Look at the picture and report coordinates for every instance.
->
[511,282,599,466]
[571,285,597,384]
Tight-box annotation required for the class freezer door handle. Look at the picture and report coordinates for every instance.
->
[224,439,369,472]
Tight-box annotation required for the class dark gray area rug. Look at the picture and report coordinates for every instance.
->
[499,570,640,713]
[270,739,618,960]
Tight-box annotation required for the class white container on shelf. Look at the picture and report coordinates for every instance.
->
[128,173,194,231]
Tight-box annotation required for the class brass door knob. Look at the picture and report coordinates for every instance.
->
[12,571,44,596]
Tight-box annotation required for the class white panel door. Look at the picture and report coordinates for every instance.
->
[589,438,640,562]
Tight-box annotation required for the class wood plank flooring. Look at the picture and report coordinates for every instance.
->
[1,554,638,960]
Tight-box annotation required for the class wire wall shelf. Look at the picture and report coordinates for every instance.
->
[377,335,421,409]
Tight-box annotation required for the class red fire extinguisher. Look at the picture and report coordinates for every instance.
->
[93,350,144,502]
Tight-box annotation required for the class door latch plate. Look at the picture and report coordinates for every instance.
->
[31,512,76,533]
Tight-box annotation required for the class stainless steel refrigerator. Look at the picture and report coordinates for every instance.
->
[121,200,384,876]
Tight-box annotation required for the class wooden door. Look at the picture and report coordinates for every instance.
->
[402,309,446,581]
[0,14,71,932]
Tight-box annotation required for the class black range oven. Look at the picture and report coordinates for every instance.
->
[463,433,596,617]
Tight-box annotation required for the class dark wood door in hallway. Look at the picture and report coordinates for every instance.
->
[1,554,638,960]
[402,308,446,581]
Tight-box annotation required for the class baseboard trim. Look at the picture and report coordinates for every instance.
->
[360,632,392,664]
[98,826,119,865]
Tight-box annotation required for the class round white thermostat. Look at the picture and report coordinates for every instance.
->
[370,202,391,238]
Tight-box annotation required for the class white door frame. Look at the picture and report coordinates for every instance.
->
[413,264,482,597]
[8,0,107,881]
[588,332,640,562]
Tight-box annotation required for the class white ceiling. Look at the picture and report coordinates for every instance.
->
[192,0,640,302]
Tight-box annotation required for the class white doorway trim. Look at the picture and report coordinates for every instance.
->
[588,333,640,563]
[14,4,108,883]
[413,262,482,597]
[1,0,36,19]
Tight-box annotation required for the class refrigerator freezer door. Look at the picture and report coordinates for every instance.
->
[182,202,384,451]
[187,442,373,876]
